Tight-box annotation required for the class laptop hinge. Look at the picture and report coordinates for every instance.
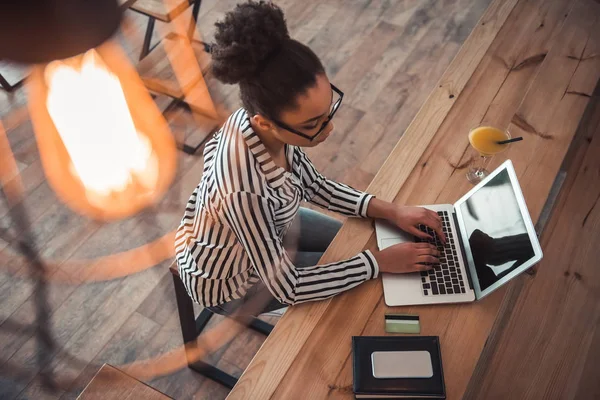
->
[452,210,474,291]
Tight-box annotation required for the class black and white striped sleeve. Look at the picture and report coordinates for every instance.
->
[221,191,379,305]
[297,148,374,217]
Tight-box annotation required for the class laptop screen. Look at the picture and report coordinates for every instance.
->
[457,168,536,292]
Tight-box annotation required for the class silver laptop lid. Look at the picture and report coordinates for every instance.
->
[454,160,543,300]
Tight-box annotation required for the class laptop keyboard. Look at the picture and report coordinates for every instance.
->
[417,211,466,296]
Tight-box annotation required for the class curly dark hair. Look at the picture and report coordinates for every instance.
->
[211,1,325,120]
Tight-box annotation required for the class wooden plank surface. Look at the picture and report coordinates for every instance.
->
[119,0,138,10]
[296,0,600,396]
[228,0,600,399]
[465,78,600,400]
[77,364,171,400]
[129,0,191,22]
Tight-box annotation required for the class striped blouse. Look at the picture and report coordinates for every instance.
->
[174,108,379,307]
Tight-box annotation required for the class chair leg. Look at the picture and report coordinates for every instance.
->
[172,274,240,389]
[162,98,214,155]
[189,360,238,389]
[188,0,202,39]
[195,307,214,332]
[187,0,211,54]
[0,73,25,93]
[139,17,156,60]
[172,273,200,360]
[249,317,274,336]
[217,313,274,335]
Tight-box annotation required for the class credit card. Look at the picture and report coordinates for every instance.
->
[385,314,420,334]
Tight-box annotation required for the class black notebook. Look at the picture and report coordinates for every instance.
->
[352,336,446,399]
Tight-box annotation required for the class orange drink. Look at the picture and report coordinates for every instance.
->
[466,126,511,184]
[468,126,510,156]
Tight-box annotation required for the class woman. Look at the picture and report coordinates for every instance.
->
[175,1,444,314]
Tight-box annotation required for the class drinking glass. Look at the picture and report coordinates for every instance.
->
[466,127,511,184]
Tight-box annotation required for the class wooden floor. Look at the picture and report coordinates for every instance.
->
[7,0,597,399]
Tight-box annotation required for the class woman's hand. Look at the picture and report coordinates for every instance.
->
[367,198,446,243]
[388,206,446,243]
[372,242,440,274]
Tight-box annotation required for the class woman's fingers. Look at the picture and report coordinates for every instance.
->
[409,226,433,240]
[426,215,446,244]
[421,247,440,258]
[415,263,434,271]
[415,243,439,254]
[412,208,446,244]
[417,255,440,264]
[427,209,440,221]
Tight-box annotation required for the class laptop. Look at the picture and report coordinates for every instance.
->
[375,160,543,306]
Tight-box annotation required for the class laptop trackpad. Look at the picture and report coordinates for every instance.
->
[376,221,415,250]
[381,237,406,248]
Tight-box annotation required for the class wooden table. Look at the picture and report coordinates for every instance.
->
[77,364,172,400]
[227,0,600,398]
[119,0,139,10]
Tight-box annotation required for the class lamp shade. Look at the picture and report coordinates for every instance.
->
[0,0,121,63]
[27,41,178,220]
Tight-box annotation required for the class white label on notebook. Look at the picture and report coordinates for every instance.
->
[371,351,433,379]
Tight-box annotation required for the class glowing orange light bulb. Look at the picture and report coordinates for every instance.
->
[28,41,177,220]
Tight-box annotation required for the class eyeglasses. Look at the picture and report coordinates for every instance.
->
[272,84,343,142]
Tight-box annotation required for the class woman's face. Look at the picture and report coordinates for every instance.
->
[269,74,337,148]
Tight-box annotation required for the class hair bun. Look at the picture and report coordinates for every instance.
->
[211,1,290,84]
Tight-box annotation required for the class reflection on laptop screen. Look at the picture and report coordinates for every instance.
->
[458,169,535,291]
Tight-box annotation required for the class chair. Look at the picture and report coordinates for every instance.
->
[169,263,274,389]
[132,0,218,156]
[128,0,207,60]
[136,31,218,155]
[0,61,27,93]
[0,73,25,93]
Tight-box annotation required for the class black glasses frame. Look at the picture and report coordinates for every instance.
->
[272,84,344,142]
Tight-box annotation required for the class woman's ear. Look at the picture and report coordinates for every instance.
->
[252,114,276,132]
